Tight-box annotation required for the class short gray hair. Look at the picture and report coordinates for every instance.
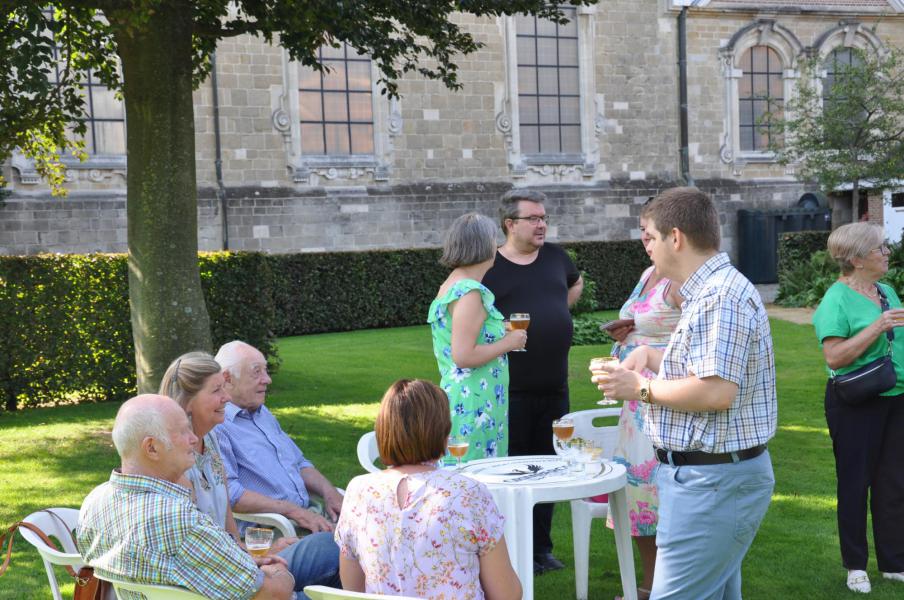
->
[215,340,251,378]
[827,222,884,275]
[499,189,547,234]
[112,396,173,459]
[439,213,498,268]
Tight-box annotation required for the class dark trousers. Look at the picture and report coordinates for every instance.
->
[825,382,904,572]
[509,386,570,555]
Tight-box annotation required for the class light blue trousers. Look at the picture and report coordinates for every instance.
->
[651,450,774,600]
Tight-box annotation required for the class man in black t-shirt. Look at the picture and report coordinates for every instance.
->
[482,189,583,575]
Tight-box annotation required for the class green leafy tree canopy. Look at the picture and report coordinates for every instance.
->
[767,44,904,199]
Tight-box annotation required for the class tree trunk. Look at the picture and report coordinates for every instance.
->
[112,6,212,394]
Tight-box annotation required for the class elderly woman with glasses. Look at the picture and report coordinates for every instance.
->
[159,352,341,597]
[428,213,527,463]
[812,223,904,593]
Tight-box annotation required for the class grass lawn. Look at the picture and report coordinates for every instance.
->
[0,317,896,599]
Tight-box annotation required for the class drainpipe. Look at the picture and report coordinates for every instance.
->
[211,51,229,250]
[677,6,694,186]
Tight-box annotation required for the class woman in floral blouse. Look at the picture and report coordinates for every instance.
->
[428,213,527,463]
[335,379,521,600]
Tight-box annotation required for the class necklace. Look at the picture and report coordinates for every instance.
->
[841,277,878,298]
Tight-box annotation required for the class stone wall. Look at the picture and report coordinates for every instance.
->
[0,179,808,259]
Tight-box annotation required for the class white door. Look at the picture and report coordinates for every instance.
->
[883,188,904,244]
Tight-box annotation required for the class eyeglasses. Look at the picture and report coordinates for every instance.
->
[510,215,549,225]
[870,244,891,255]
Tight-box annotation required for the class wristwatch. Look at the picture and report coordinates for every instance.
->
[639,378,653,404]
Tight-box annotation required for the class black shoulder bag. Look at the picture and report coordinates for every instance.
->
[829,285,897,405]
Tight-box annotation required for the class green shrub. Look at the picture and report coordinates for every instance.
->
[563,240,650,309]
[565,248,598,315]
[0,240,652,410]
[572,314,610,346]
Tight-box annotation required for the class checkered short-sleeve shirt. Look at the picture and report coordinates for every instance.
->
[643,253,777,453]
[77,470,263,600]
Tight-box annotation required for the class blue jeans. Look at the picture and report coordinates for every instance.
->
[651,450,774,600]
[276,532,341,599]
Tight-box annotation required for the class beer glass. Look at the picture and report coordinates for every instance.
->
[509,313,530,352]
[590,356,620,405]
[447,437,469,470]
[245,527,274,557]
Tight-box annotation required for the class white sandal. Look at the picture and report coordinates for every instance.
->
[847,570,871,593]
[882,572,904,582]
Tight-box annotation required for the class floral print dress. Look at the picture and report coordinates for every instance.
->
[428,278,509,463]
[335,468,505,600]
[606,266,681,536]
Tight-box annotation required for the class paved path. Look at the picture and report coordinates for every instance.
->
[765,304,815,325]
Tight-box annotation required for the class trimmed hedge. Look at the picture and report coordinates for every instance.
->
[0,240,650,410]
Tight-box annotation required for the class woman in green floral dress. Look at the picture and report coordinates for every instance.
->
[428,213,526,463]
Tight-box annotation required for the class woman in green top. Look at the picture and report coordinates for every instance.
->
[812,222,904,594]
[428,213,526,463]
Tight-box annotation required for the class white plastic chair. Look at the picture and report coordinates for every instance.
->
[95,574,206,599]
[555,408,622,600]
[232,511,296,538]
[304,584,423,599]
[18,508,85,600]
[357,431,382,473]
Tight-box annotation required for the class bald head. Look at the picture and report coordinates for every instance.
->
[112,394,180,460]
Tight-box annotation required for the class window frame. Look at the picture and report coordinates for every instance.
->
[11,13,126,186]
[496,4,602,181]
[718,19,802,174]
[275,46,400,185]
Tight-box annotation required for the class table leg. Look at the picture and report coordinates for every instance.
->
[609,487,637,600]
[489,487,536,600]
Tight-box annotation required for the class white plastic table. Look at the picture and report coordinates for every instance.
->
[459,455,637,600]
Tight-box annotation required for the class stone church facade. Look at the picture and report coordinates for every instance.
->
[2,0,902,256]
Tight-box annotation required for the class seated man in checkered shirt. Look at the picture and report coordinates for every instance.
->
[77,394,296,600]
[595,187,777,600]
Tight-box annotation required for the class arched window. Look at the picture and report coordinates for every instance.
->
[718,20,802,174]
[737,45,783,152]
[822,46,864,108]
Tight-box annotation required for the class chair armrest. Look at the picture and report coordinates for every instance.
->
[232,512,296,538]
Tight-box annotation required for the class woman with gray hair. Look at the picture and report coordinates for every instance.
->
[428,213,526,463]
[812,222,904,593]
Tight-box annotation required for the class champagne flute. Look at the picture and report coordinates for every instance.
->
[447,436,469,470]
[509,313,530,352]
[245,527,274,557]
[590,356,620,405]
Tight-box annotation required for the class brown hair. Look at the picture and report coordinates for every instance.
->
[646,187,721,251]
[375,379,452,467]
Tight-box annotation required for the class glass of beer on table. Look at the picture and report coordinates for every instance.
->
[509,313,530,352]
[245,527,274,557]
[553,417,579,470]
[448,436,470,470]
[590,356,620,405]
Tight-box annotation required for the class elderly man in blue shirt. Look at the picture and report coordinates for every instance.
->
[595,187,777,600]
[215,341,344,534]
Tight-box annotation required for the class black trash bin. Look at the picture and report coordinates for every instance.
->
[737,208,831,284]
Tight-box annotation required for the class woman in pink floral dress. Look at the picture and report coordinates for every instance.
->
[604,210,681,599]
[335,379,521,600]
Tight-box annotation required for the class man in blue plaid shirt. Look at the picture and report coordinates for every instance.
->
[596,187,776,600]
[77,394,296,600]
